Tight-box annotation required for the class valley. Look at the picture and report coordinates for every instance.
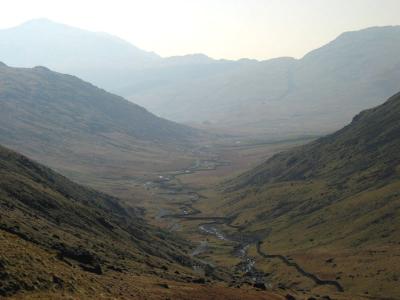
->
[1,11,400,300]
[125,93,400,300]
[128,137,354,299]
[3,20,400,137]
[0,141,288,300]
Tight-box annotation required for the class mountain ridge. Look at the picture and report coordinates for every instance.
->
[124,25,400,136]
[0,144,196,297]
[208,92,400,297]
[0,142,283,300]
[0,63,201,198]
[2,20,399,137]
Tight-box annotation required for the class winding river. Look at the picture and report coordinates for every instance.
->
[147,159,344,292]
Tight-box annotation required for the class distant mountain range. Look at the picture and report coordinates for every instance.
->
[1,19,399,299]
[1,19,400,137]
[0,19,161,90]
[123,26,400,137]
[0,63,199,194]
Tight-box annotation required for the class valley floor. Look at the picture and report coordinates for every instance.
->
[4,135,398,299]
[131,137,400,300]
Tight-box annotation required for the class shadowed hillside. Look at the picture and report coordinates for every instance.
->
[0,144,287,299]
[0,63,201,196]
[0,145,194,297]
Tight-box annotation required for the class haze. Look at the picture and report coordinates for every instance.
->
[0,0,399,60]
[1,0,400,299]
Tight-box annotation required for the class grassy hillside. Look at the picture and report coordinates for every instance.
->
[0,63,200,197]
[0,144,192,297]
[233,91,400,190]
[213,92,400,298]
[0,144,283,300]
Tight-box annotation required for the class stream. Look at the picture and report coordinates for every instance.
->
[145,158,269,286]
[145,158,344,292]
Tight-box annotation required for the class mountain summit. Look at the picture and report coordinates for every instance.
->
[0,19,161,89]
[2,21,400,136]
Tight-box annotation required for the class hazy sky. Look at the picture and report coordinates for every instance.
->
[1,0,399,60]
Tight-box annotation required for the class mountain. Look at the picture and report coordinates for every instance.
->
[125,26,400,137]
[214,92,400,298]
[0,144,282,300]
[0,18,161,90]
[0,63,199,196]
[0,144,193,298]
[3,20,400,138]
[232,91,400,190]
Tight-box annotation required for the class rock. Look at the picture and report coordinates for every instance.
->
[0,281,21,297]
[0,260,5,270]
[55,244,99,266]
[33,66,51,72]
[253,282,266,290]
[80,263,103,275]
[52,275,64,288]
[192,278,206,284]
[159,283,169,289]
[108,265,123,272]
[277,283,286,289]
[96,217,114,230]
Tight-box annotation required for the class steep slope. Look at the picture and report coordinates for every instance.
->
[0,63,199,196]
[0,144,283,300]
[0,144,194,298]
[233,91,400,190]
[0,19,161,90]
[214,92,400,298]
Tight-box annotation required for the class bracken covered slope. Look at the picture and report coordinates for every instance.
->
[0,144,196,297]
[216,92,400,298]
[0,144,283,300]
[234,91,400,189]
